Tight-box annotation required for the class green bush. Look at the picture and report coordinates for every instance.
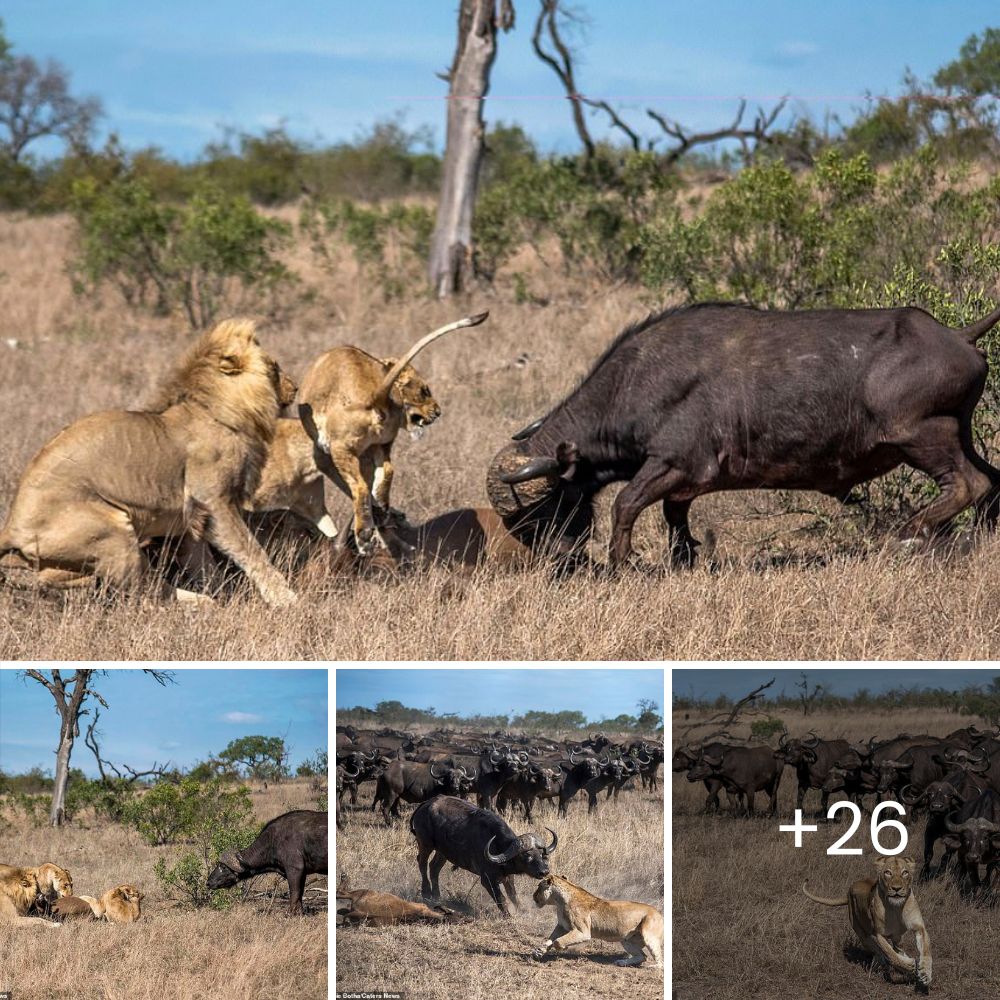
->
[750,717,786,742]
[152,784,259,909]
[474,150,675,283]
[302,197,433,300]
[123,776,253,847]
[70,170,294,328]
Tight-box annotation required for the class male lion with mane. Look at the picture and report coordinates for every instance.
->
[803,854,931,988]
[0,865,60,929]
[0,318,297,605]
[532,873,663,967]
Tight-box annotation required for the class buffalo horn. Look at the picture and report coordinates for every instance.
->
[342,764,361,778]
[899,784,924,806]
[485,835,520,865]
[429,762,445,779]
[499,456,560,485]
[542,827,558,855]
[511,417,544,441]
[802,733,820,749]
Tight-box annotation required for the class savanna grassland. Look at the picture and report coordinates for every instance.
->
[0,779,327,1000]
[672,707,1000,1000]
[335,730,664,1000]
[2,211,1000,659]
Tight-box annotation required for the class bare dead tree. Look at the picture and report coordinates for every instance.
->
[22,669,173,826]
[84,708,174,784]
[796,672,825,717]
[647,98,788,165]
[678,678,776,742]
[531,2,787,165]
[531,1,595,158]
[428,0,515,298]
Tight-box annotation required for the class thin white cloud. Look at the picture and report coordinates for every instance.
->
[777,40,819,59]
[222,711,263,724]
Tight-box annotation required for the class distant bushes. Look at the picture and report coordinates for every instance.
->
[675,677,1000,721]
[69,165,294,329]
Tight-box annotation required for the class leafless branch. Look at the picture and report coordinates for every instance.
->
[532,1,595,158]
[85,707,173,783]
[678,678,776,741]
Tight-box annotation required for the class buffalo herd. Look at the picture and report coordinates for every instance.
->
[674,723,1000,900]
[336,725,663,923]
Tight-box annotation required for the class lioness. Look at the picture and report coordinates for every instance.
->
[95,884,143,923]
[297,312,488,555]
[0,865,59,929]
[0,861,72,917]
[532,873,663,967]
[803,855,931,987]
[0,318,298,606]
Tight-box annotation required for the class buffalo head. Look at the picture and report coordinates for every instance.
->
[484,827,558,876]
[207,850,245,890]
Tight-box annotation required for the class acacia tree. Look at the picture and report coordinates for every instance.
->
[218,735,290,784]
[428,0,514,297]
[23,669,173,826]
[0,19,102,163]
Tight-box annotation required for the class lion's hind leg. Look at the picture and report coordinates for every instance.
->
[638,911,664,967]
[615,931,648,967]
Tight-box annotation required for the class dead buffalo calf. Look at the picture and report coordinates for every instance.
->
[486,302,1000,568]
[207,809,327,915]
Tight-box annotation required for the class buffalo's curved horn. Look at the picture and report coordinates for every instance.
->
[569,749,582,763]
[542,827,558,855]
[802,733,820,749]
[489,750,502,764]
[499,456,560,485]
[778,733,788,749]
[636,752,652,765]
[899,784,924,806]
[969,755,991,773]
[944,813,969,834]
[518,751,529,763]
[598,754,609,766]
[511,417,544,441]
[218,850,244,874]
[702,752,724,767]
[485,835,521,865]
[342,764,361,778]
[467,767,478,781]
[429,762,445,779]
[364,749,378,761]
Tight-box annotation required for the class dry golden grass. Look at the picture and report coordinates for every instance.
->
[673,708,1000,1000]
[335,760,663,999]
[0,779,327,1000]
[2,211,1000,658]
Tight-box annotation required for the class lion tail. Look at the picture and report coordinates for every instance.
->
[802,884,849,906]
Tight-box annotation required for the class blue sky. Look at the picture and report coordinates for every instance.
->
[0,668,327,777]
[673,668,1000,702]
[336,667,664,723]
[3,2,997,159]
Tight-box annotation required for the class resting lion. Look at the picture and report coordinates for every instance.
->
[0,865,61,929]
[94,884,143,923]
[297,312,488,555]
[532,873,663,967]
[803,855,931,987]
[0,861,72,916]
[0,318,298,606]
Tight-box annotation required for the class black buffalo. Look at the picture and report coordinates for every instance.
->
[207,809,327,915]
[686,746,782,817]
[557,751,605,816]
[774,733,850,815]
[410,796,557,916]
[673,741,744,813]
[940,789,1000,896]
[371,759,474,825]
[486,303,1000,568]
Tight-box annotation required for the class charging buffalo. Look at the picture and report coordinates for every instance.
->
[487,302,1000,568]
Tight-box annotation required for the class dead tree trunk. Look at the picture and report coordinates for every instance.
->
[23,668,172,827]
[428,0,514,298]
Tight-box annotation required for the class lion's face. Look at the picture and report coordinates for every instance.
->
[533,876,556,907]
[877,856,915,904]
[34,863,72,900]
[115,884,143,905]
[388,364,441,430]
